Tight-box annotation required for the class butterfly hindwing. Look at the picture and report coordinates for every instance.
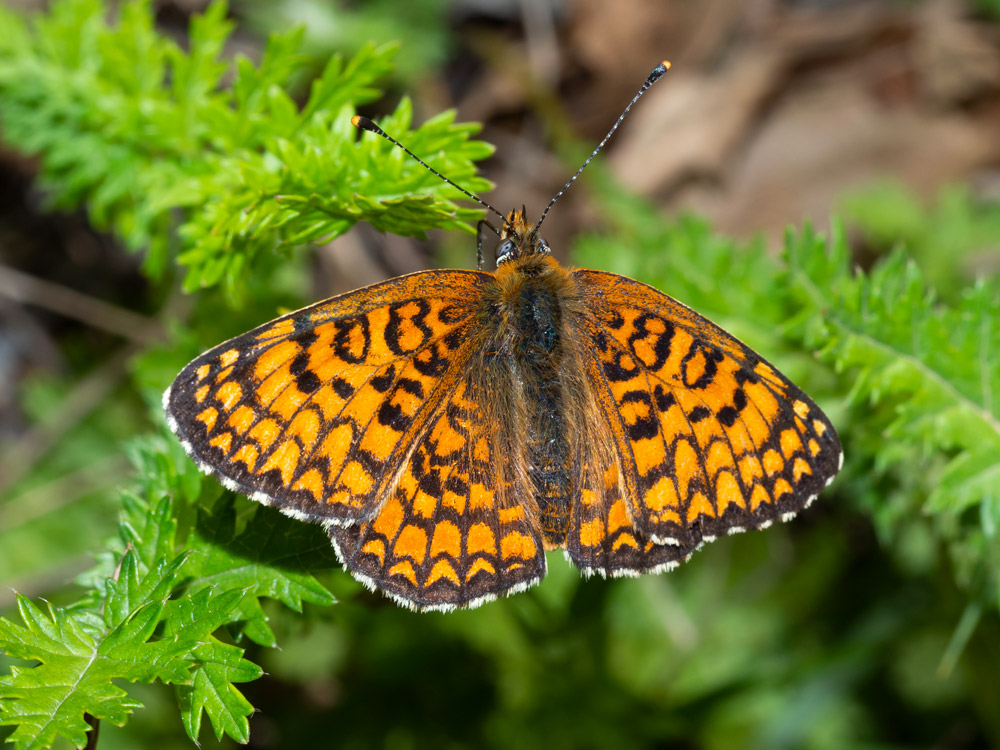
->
[329,373,547,611]
[565,459,700,577]
[164,270,490,525]
[575,269,842,550]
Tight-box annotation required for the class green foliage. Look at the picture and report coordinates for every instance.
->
[784,227,1000,610]
[1,552,192,749]
[236,0,454,84]
[840,181,1000,299]
[0,372,147,597]
[0,0,491,292]
[974,0,1000,19]
[1,435,336,748]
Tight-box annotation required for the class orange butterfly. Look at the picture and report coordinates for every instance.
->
[164,62,841,611]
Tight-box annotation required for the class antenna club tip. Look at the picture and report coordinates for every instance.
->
[648,60,672,83]
[352,115,382,134]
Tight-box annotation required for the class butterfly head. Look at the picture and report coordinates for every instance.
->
[496,207,550,266]
[353,61,673,272]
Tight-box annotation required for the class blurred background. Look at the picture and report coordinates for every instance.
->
[2,0,1000,748]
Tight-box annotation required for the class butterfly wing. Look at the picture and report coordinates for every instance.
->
[573,269,842,553]
[164,270,489,526]
[328,369,547,611]
[565,460,701,578]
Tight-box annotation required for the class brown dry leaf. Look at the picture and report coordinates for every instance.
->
[596,1,1000,241]
[914,0,1000,106]
[690,81,1000,241]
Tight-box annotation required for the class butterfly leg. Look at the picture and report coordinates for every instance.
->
[477,219,500,271]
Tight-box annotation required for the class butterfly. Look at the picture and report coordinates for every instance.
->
[164,62,842,611]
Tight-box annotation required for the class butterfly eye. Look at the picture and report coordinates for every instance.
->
[495,239,516,265]
[537,238,550,255]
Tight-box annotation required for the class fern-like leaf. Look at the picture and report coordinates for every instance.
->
[0,0,492,291]
[784,225,1000,604]
[0,551,193,749]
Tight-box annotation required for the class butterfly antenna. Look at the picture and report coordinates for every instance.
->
[352,115,507,225]
[532,60,671,236]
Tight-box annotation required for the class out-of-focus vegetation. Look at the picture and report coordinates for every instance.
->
[1,1,999,748]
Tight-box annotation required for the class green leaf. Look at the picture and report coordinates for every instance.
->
[0,550,188,749]
[176,640,259,744]
[164,588,262,743]
[0,0,493,292]
[1,466,329,747]
[183,496,338,647]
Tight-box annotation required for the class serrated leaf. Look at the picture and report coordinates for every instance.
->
[163,589,263,744]
[0,550,191,749]
[182,496,336,648]
[177,644,260,744]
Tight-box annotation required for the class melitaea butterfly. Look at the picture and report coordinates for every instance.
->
[164,62,842,611]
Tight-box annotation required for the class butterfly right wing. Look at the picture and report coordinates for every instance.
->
[573,269,842,555]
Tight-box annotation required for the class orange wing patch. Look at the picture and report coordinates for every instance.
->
[566,461,699,578]
[575,270,842,551]
[329,375,546,611]
[164,270,489,526]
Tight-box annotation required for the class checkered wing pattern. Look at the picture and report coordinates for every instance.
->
[164,270,489,526]
[329,373,546,611]
[573,270,842,558]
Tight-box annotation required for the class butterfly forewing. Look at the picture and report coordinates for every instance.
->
[574,269,843,551]
[164,270,490,525]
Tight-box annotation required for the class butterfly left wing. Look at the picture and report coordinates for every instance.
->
[573,269,842,553]
[329,370,547,611]
[163,271,489,526]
